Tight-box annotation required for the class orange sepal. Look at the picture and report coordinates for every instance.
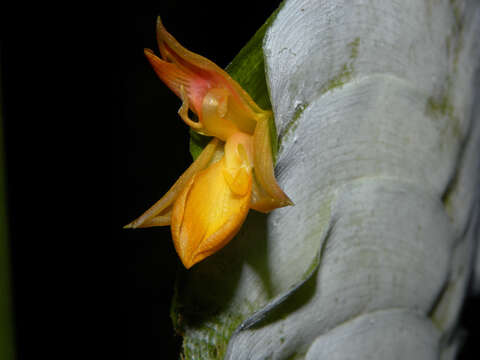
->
[124,138,220,229]
[252,116,293,209]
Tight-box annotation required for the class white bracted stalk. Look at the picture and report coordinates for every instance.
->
[179,1,480,359]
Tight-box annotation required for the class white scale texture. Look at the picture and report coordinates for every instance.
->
[223,0,480,359]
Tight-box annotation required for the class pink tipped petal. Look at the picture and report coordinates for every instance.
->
[155,17,268,132]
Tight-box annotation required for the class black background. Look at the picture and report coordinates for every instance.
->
[1,1,480,359]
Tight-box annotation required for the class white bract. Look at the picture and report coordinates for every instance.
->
[179,1,480,359]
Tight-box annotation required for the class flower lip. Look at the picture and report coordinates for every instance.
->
[171,154,252,269]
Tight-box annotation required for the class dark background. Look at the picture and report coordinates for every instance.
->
[1,1,480,359]
[2,1,282,359]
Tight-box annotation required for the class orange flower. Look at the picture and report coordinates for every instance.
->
[125,17,292,269]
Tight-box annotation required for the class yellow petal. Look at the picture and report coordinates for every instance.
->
[252,116,293,209]
[171,156,252,269]
[124,138,220,229]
